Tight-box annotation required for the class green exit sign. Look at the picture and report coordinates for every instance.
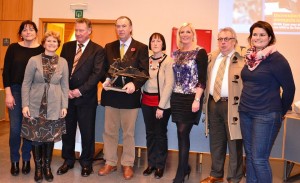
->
[75,10,83,18]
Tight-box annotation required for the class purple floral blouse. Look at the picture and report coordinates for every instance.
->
[172,47,208,94]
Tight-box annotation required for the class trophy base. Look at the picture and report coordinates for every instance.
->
[104,86,127,92]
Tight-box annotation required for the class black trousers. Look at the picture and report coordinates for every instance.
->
[208,96,243,182]
[62,102,96,168]
[141,104,171,169]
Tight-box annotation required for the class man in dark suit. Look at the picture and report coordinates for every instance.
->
[56,18,105,177]
[98,16,149,180]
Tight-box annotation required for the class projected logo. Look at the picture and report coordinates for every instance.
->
[219,0,300,34]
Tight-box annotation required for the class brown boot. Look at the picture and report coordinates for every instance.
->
[32,145,43,183]
[43,142,54,182]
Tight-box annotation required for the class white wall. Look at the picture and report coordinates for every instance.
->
[33,0,299,103]
[33,0,219,53]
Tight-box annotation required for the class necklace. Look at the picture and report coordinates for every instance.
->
[149,54,166,70]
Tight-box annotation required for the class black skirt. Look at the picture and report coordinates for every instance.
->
[170,92,203,125]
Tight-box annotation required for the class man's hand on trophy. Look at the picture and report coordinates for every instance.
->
[123,82,135,94]
[103,78,112,90]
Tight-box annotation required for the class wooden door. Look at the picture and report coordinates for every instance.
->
[91,23,116,47]
[0,21,23,88]
[2,0,32,20]
[0,0,33,121]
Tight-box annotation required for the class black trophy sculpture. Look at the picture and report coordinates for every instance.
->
[105,58,149,92]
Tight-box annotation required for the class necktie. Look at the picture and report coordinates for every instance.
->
[71,43,84,75]
[213,55,228,102]
[120,43,125,60]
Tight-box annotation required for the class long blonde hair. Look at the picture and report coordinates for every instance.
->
[176,22,197,50]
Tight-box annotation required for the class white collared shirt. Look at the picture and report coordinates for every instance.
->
[209,50,235,97]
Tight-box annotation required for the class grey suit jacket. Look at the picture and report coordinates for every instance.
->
[22,54,69,120]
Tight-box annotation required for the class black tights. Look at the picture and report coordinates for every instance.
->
[174,122,193,182]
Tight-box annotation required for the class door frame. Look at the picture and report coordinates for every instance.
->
[38,18,115,41]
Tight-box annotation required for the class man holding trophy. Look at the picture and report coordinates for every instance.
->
[98,16,149,180]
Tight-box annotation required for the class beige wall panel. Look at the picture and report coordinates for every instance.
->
[2,0,32,20]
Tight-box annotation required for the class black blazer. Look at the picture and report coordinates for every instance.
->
[101,39,149,109]
[61,40,105,106]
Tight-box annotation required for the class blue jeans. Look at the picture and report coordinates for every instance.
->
[239,111,282,183]
[9,84,32,162]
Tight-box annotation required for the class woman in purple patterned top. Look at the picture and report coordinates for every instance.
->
[171,23,208,183]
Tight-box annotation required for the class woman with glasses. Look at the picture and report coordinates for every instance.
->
[171,23,208,183]
[239,21,295,183]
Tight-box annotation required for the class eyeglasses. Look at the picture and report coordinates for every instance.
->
[217,37,235,42]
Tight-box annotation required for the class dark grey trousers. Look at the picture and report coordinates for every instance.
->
[208,96,243,183]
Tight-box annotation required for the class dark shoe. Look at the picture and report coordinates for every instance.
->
[81,166,93,177]
[185,165,191,180]
[11,162,20,176]
[56,162,74,175]
[154,168,164,179]
[173,165,191,183]
[122,166,134,180]
[143,166,156,176]
[22,161,31,174]
[32,145,43,183]
[98,164,117,176]
[43,142,54,182]
[44,166,54,182]
[200,176,224,183]
[173,178,184,183]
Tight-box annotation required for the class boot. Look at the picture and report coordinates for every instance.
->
[32,144,43,183]
[10,162,19,176]
[43,142,54,182]
[22,160,31,174]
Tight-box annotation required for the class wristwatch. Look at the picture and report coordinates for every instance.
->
[194,98,200,102]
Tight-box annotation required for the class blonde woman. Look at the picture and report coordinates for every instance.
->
[171,23,208,183]
[21,31,69,182]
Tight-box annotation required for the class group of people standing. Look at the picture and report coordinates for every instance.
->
[200,21,295,183]
[3,15,295,183]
